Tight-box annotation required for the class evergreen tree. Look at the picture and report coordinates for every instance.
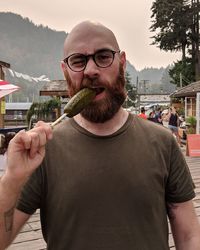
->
[168,58,195,86]
[150,0,200,83]
[124,72,137,108]
[150,0,190,59]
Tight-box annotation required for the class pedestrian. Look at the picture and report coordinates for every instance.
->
[0,21,200,250]
[154,107,163,125]
[147,110,156,122]
[138,106,147,119]
[168,107,183,147]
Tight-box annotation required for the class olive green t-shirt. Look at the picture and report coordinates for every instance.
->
[17,114,195,250]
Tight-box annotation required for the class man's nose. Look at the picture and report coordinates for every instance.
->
[83,57,99,77]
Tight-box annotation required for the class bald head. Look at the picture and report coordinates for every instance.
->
[64,21,120,57]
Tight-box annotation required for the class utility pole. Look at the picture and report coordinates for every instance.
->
[136,76,140,113]
[140,80,149,94]
[180,72,183,88]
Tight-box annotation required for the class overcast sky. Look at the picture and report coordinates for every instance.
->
[0,0,181,70]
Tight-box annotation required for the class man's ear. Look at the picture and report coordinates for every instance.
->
[120,51,126,70]
[61,61,66,72]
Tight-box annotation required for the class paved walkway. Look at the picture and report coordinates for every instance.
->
[1,148,199,249]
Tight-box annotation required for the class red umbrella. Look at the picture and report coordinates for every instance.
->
[0,80,20,99]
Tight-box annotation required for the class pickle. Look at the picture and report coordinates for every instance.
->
[51,88,96,127]
[64,88,96,117]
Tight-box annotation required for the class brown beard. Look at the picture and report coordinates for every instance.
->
[64,64,126,123]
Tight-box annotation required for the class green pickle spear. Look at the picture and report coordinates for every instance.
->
[51,88,96,128]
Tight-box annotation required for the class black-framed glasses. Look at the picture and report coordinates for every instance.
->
[63,49,120,72]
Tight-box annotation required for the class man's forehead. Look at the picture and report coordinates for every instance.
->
[64,21,119,56]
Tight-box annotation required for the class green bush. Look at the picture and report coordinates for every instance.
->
[186,116,196,127]
[26,98,61,125]
[186,116,196,134]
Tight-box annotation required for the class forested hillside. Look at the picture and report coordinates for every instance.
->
[0,12,67,79]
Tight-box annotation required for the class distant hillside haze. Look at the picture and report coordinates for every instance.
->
[126,61,166,85]
[0,12,175,102]
[0,12,67,80]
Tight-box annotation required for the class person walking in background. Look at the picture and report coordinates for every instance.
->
[147,110,156,122]
[0,21,199,250]
[168,106,183,147]
[138,106,147,119]
[155,107,163,125]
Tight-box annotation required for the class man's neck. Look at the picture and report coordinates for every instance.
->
[74,108,129,136]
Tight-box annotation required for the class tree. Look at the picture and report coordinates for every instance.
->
[123,72,137,108]
[150,0,200,82]
[150,0,191,60]
[160,66,176,92]
[26,98,61,126]
[190,0,200,80]
[168,58,195,86]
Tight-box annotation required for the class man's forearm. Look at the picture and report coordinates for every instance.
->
[168,201,200,250]
[0,174,22,249]
[175,236,200,250]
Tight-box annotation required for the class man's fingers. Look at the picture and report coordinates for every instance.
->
[37,145,46,159]
[9,130,32,150]
[34,121,53,140]
[29,132,40,158]
[29,128,50,158]
[9,124,52,157]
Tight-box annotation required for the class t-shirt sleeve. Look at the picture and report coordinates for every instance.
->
[16,166,44,215]
[165,137,195,203]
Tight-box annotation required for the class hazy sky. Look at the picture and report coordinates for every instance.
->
[0,0,181,70]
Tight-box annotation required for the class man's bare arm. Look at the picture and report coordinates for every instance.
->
[167,200,200,250]
[0,122,52,249]
[0,175,30,249]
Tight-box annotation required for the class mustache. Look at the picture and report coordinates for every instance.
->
[80,78,109,90]
[81,78,105,89]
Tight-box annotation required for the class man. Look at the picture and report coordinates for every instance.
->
[168,107,183,147]
[0,21,200,250]
[155,107,163,125]
[138,106,147,119]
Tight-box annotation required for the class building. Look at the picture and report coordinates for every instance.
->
[4,102,32,126]
[139,93,171,108]
[39,80,68,97]
[171,81,200,134]
[39,79,69,115]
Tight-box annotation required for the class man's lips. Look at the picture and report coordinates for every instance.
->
[82,86,105,96]
[92,87,105,95]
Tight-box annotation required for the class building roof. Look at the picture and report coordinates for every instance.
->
[171,81,200,98]
[39,80,68,97]
[0,61,10,68]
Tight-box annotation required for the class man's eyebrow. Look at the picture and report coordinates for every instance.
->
[94,48,114,53]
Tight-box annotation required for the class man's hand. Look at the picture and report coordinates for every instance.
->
[4,121,53,188]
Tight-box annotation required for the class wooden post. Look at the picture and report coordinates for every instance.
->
[0,97,6,128]
[0,66,5,128]
[0,61,11,128]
